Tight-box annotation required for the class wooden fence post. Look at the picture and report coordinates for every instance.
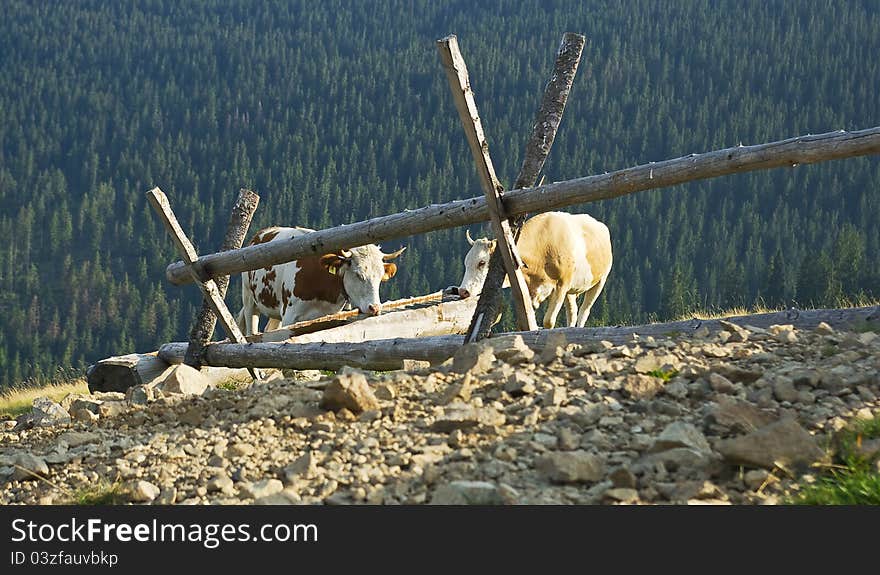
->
[437,34,539,332]
[184,189,260,368]
[146,187,263,383]
[466,32,586,342]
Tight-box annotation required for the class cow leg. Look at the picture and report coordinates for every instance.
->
[564,293,579,327]
[576,276,608,328]
[265,318,281,332]
[543,285,569,329]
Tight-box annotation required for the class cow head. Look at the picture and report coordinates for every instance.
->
[454,229,496,299]
[320,245,405,315]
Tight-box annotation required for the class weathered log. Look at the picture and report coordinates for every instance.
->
[437,35,538,332]
[155,305,878,372]
[165,127,880,287]
[160,296,478,360]
[185,189,260,368]
[85,353,264,393]
[467,32,586,341]
[245,290,452,342]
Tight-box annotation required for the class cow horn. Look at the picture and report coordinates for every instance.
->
[382,246,406,260]
[466,229,475,246]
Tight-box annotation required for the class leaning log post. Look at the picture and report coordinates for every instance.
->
[466,32,586,341]
[163,126,880,286]
[436,35,538,332]
[184,189,260,368]
[146,187,263,382]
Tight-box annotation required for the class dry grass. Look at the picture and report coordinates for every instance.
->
[0,378,88,419]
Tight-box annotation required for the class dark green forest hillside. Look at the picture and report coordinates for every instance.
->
[1,0,878,389]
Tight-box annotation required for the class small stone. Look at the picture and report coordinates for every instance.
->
[505,372,536,396]
[707,373,735,394]
[69,407,99,423]
[207,475,235,496]
[11,454,49,481]
[402,359,431,372]
[743,469,771,490]
[442,373,473,404]
[536,450,604,484]
[430,481,504,505]
[57,431,100,448]
[539,332,568,364]
[240,479,284,500]
[320,370,380,414]
[451,343,496,374]
[178,406,206,426]
[624,374,666,400]
[814,322,834,335]
[489,335,536,365]
[603,487,639,504]
[609,467,637,489]
[650,422,712,454]
[430,402,505,432]
[543,387,567,407]
[126,480,160,503]
[98,401,127,418]
[226,442,256,458]
[375,384,396,400]
[772,377,799,403]
[283,452,316,482]
[718,320,749,342]
[160,365,210,396]
[557,428,580,451]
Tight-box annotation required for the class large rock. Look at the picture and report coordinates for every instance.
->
[536,451,604,484]
[705,396,776,434]
[430,481,504,505]
[13,397,70,430]
[160,365,210,396]
[715,418,827,470]
[451,343,496,374]
[320,371,380,414]
[125,480,160,503]
[488,335,536,365]
[650,422,712,454]
[623,374,666,400]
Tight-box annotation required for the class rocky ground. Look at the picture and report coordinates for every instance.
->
[1,320,879,505]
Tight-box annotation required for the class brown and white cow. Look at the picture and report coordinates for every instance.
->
[236,226,405,335]
[453,211,612,329]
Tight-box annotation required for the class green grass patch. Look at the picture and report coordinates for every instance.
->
[0,377,88,419]
[67,481,127,505]
[788,416,880,505]
[645,368,679,381]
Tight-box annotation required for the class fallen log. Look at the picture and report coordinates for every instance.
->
[161,295,478,360]
[154,305,879,372]
[85,352,274,393]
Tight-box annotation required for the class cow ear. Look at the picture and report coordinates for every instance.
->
[320,254,344,275]
[489,239,497,253]
[382,262,398,281]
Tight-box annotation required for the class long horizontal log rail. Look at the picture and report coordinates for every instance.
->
[165,126,880,286]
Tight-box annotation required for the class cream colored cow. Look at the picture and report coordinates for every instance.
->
[454,211,612,328]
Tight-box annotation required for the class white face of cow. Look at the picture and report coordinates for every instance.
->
[322,245,404,315]
[456,231,496,299]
